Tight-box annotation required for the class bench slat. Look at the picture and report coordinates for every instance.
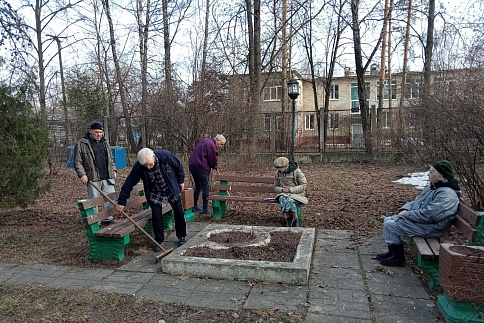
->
[413,237,437,259]
[209,195,277,203]
[212,174,273,184]
[458,202,481,226]
[453,215,478,242]
[213,184,274,193]
[426,238,441,255]
[79,184,145,210]
[85,195,148,225]
[95,209,152,237]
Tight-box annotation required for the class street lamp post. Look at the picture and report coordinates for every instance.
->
[287,79,300,162]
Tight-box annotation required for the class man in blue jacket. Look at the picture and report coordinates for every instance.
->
[116,148,187,249]
[377,160,461,267]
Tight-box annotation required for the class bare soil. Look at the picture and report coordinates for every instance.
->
[0,160,456,322]
[184,230,302,262]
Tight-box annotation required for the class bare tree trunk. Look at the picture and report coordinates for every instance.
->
[54,36,70,144]
[398,0,412,137]
[423,0,435,94]
[322,0,345,155]
[281,0,288,154]
[137,0,150,149]
[102,0,137,153]
[35,0,46,116]
[162,0,173,95]
[377,0,389,151]
[350,0,372,154]
[387,0,393,111]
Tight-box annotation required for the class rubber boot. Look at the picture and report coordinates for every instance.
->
[291,218,300,227]
[376,245,393,260]
[380,244,406,267]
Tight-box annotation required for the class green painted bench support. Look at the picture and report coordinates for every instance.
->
[438,293,484,323]
[409,203,482,291]
[77,184,173,261]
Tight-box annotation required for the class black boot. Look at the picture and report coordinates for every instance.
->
[376,245,393,260]
[380,244,406,267]
[286,217,293,227]
[291,218,300,227]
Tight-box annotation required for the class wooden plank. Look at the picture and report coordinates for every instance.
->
[212,174,273,184]
[453,215,478,242]
[458,202,481,226]
[79,183,144,210]
[85,195,147,225]
[426,238,442,256]
[208,195,277,203]
[95,209,152,237]
[79,191,120,210]
[413,237,436,259]
[212,184,274,193]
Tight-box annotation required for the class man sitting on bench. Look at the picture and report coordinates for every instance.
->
[377,160,461,267]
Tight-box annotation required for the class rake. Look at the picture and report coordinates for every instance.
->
[89,182,174,261]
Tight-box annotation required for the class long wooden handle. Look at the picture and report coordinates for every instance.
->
[89,182,166,251]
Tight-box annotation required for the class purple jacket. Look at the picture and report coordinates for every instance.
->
[189,138,218,175]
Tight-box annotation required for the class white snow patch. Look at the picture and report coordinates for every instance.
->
[393,172,429,190]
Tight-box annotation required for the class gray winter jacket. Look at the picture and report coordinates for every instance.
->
[395,184,459,238]
[74,134,116,182]
[274,168,308,204]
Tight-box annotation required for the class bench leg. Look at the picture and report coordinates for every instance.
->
[438,293,484,323]
[84,227,130,261]
[417,254,442,291]
[185,209,195,222]
[212,200,226,219]
[163,209,175,229]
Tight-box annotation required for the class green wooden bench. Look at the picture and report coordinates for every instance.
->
[208,174,302,221]
[77,184,178,260]
[410,201,483,290]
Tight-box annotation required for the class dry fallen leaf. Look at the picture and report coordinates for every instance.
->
[179,274,190,280]
[232,313,240,319]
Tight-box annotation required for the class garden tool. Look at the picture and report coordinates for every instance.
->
[89,182,174,261]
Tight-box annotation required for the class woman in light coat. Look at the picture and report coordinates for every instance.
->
[377,160,461,267]
[273,157,308,227]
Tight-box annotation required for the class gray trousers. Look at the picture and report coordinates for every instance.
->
[383,215,407,245]
[87,180,116,217]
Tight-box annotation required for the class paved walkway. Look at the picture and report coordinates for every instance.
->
[0,222,443,323]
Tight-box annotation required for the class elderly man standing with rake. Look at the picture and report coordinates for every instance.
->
[116,148,187,250]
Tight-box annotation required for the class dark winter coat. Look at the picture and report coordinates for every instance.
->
[74,133,116,181]
[117,150,185,206]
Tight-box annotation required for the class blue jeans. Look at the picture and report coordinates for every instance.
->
[189,164,210,212]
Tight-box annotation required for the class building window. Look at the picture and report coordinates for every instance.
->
[330,113,339,129]
[405,82,421,99]
[377,80,397,100]
[305,114,315,130]
[382,110,390,129]
[263,86,282,101]
[264,114,271,131]
[351,82,370,113]
[275,114,283,130]
[330,84,339,100]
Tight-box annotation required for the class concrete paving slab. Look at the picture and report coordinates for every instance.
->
[305,312,372,323]
[367,272,430,299]
[371,294,442,323]
[244,283,308,310]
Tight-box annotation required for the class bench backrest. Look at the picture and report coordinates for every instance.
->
[212,174,274,194]
[454,201,482,242]
[78,184,147,225]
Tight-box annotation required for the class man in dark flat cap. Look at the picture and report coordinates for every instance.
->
[74,121,117,223]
